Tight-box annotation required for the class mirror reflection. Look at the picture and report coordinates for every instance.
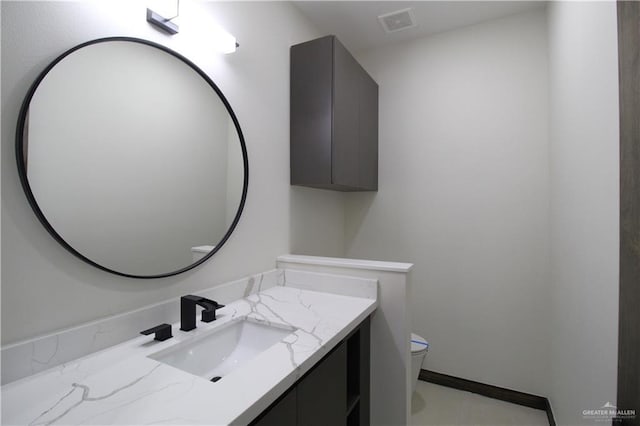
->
[19,39,247,277]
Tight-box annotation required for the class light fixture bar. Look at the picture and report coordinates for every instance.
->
[146,8,179,35]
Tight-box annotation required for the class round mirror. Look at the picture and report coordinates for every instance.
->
[16,37,248,278]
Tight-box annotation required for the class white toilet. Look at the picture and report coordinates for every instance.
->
[411,333,429,394]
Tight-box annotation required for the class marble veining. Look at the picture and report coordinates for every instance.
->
[2,282,376,425]
[30,364,163,426]
[277,255,414,426]
[1,270,283,385]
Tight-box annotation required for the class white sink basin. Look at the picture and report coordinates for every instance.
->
[149,319,294,382]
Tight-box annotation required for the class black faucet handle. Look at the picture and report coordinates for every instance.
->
[200,300,225,323]
[141,323,172,341]
[198,297,224,307]
[180,295,226,330]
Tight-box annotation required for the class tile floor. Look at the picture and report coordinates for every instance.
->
[411,381,550,426]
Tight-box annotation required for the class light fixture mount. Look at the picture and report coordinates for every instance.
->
[146,8,179,35]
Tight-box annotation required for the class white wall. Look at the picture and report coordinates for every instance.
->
[347,9,552,395]
[1,1,345,345]
[547,2,620,424]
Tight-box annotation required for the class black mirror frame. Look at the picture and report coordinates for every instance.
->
[15,36,249,279]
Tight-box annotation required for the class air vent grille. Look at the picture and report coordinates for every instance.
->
[378,8,417,33]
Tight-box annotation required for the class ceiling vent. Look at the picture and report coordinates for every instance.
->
[378,8,417,33]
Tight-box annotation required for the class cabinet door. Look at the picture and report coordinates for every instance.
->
[332,37,361,189]
[297,343,347,426]
[290,36,333,187]
[358,73,378,190]
[251,388,297,426]
[357,317,371,425]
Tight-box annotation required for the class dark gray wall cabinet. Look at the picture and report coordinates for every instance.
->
[251,317,370,426]
[291,35,378,191]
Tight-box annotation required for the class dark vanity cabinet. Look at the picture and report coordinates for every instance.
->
[297,343,346,426]
[251,317,370,426]
[252,388,297,426]
[290,36,378,191]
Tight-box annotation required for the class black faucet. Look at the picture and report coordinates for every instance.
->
[140,323,173,341]
[180,295,225,331]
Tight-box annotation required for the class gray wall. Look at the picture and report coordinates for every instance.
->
[1,1,346,345]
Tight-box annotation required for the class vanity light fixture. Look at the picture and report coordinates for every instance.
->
[147,0,180,35]
[210,27,238,54]
[146,0,238,54]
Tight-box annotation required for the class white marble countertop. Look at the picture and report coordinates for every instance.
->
[2,286,377,425]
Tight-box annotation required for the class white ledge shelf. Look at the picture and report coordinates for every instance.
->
[277,254,414,273]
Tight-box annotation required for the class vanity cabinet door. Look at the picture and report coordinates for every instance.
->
[297,342,347,426]
[251,316,370,426]
[252,388,297,426]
